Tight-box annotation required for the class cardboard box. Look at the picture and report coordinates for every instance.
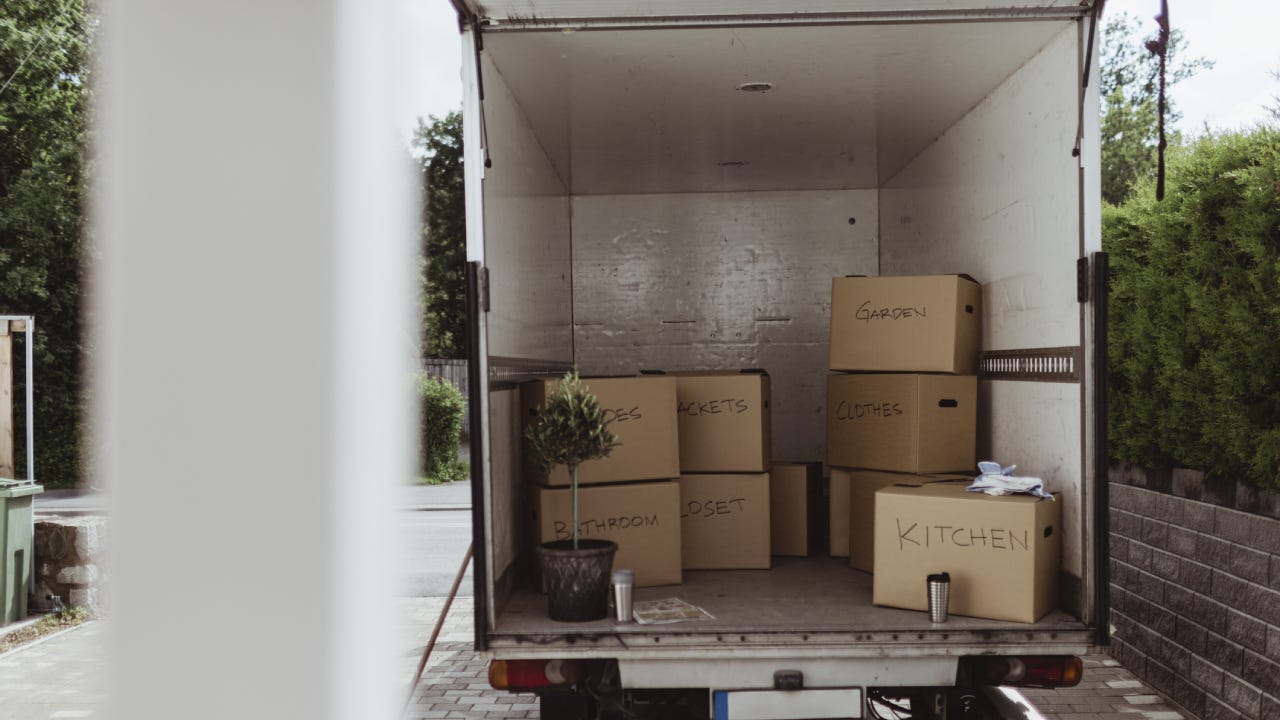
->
[522,375,680,487]
[826,373,976,473]
[673,370,772,473]
[829,275,982,374]
[678,473,771,570]
[839,470,971,572]
[770,462,822,557]
[533,481,682,587]
[829,470,850,557]
[872,482,1061,623]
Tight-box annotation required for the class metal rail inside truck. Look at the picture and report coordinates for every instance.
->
[451,2,1109,718]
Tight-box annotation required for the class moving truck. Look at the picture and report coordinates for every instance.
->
[450,2,1109,717]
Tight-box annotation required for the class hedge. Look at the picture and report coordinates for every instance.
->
[1105,127,1280,490]
[419,373,467,484]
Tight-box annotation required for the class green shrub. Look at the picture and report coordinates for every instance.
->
[419,374,467,484]
[1106,127,1280,489]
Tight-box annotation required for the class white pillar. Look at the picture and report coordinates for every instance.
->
[94,1,415,717]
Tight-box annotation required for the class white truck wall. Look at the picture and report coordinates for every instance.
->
[477,55,576,619]
[879,26,1085,583]
[480,55,574,363]
[571,190,878,462]
[487,387,525,592]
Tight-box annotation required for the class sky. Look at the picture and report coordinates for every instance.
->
[395,1,1280,143]
[1106,0,1280,134]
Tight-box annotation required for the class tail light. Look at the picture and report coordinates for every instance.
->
[488,659,583,691]
[972,656,1083,688]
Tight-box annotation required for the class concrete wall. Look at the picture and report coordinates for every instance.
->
[1109,465,1280,720]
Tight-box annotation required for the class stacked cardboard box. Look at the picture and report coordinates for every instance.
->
[824,275,982,563]
[872,482,1061,623]
[524,375,683,587]
[770,462,822,557]
[670,371,773,570]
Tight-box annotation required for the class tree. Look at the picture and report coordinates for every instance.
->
[1100,11,1212,205]
[413,112,466,359]
[0,0,91,487]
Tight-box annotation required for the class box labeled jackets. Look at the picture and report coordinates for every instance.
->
[826,373,976,473]
[678,473,771,570]
[872,482,1061,623]
[769,462,822,557]
[522,375,680,487]
[839,470,970,572]
[673,371,772,473]
[829,275,982,374]
[533,481,682,587]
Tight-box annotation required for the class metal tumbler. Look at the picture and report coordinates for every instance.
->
[612,569,635,623]
[927,572,951,623]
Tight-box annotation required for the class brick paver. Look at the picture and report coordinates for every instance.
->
[1024,656,1190,720]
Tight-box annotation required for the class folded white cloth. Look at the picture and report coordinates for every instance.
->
[967,461,1055,500]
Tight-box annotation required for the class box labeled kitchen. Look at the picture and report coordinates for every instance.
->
[533,480,682,587]
[522,375,680,487]
[673,370,772,473]
[678,473,771,570]
[872,482,1061,623]
[769,462,822,557]
[829,275,982,374]
[826,373,976,473]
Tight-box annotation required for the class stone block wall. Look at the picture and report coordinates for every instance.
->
[1109,465,1280,720]
[31,517,108,615]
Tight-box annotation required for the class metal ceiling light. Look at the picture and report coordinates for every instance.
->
[735,81,774,93]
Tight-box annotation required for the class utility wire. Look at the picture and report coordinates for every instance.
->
[0,33,49,100]
[0,0,77,101]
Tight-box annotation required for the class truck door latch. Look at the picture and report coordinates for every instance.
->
[773,670,804,690]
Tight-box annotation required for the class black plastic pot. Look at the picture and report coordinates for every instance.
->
[535,539,618,622]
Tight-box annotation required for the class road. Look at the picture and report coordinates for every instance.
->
[400,508,474,597]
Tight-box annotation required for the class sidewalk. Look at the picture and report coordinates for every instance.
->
[0,621,108,720]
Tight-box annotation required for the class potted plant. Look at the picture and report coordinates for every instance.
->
[526,370,620,621]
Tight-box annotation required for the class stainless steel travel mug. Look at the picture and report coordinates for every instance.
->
[612,569,635,622]
[927,572,951,623]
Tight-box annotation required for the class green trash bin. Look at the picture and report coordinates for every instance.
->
[1,479,43,624]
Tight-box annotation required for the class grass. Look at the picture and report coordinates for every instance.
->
[0,606,93,654]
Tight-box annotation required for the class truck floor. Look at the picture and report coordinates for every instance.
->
[489,557,1092,656]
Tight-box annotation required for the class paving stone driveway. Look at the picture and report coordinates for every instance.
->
[406,600,1191,720]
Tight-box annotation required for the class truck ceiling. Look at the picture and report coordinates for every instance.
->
[477,18,1084,194]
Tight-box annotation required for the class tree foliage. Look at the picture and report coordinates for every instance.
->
[1106,128,1280,489]
[0,0,90,487]
[1101,11,1212,205]
[414,112,466,359]
[525,371,618,548]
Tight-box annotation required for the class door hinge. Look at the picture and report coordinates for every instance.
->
[1077,257,1091,303]
[480,266,491,313]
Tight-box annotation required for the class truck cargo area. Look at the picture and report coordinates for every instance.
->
[465,3,1103,659]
